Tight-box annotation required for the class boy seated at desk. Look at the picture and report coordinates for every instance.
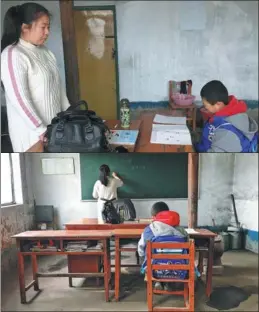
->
[137,202,188,291]
[195,80,258,152]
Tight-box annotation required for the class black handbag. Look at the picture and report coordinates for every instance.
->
[44,101,111,152]
[101,198,122,224]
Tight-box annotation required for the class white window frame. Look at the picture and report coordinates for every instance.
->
[1,153,22,207]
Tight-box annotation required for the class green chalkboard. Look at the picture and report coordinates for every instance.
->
[80,154,188,200]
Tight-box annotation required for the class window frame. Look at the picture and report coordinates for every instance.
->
[1,153,16,206]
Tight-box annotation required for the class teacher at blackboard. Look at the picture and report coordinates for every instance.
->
[92,164,123,224]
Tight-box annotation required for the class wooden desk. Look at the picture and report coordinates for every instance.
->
[135,112,194,153]
[12,230,112,303]
[112,228,216,301]
[65,218,150,230]
[25,120,141,153]
[26,140,44,152]
[26,112,194,153]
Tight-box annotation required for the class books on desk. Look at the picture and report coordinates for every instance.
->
[153,114,187,125]
[107,130,139,145]
[150,124,192,145]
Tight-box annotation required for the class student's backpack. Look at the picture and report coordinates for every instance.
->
[101,198,122,224]
[141,235,188,280]
[217,120,258,152]
[113,199,136,221]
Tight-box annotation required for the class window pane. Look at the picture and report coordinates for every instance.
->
[1,154,13,204]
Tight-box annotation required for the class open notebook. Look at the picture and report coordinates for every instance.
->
[150,124,192,145]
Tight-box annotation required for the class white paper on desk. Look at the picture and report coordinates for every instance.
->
[185,228,199,234]
[153,114,186,125]
[150,124,192,145]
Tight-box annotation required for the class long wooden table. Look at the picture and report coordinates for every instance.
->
[12,230,113,303]
[26,111,194,152]
[65,218,150,230]
[112,228,216,301]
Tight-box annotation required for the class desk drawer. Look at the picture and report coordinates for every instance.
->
[68,255,102,273]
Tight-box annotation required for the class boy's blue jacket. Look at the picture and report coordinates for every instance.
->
[195,96,258,152]
[138,220,186,258]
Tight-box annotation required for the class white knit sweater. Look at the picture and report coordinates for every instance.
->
[1,38,70,152]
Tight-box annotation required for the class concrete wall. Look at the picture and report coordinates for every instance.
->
[1,0,257,106]
[75,0,258,101]
[233,154,258,253]
[28,153,235,229]
[1,154,35,278]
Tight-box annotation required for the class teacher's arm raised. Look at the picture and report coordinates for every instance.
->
[112,172,123,187]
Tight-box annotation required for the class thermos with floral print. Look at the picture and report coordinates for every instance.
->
[120,98,131,128]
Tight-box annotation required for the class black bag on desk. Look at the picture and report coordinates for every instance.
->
[102,198,122,224]
[113,199,136,221]
[44,100,110,152]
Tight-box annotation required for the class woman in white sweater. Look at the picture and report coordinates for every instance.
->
[92,164,124,224]
[1,3,70,152]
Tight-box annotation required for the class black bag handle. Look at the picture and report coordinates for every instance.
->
[66,100,88,111]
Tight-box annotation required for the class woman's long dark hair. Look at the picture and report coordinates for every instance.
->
[1,2,50,52]
[99,165,110,187]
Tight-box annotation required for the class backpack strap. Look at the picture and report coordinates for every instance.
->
[215,119,251,151]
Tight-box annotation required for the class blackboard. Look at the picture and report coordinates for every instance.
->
[80,154,188,200]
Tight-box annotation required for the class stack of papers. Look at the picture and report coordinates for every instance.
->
[150,124,192,145]
[185,228,199,234]
[153,115,186,125]
[151,114,191,145]
[107,130,139,145]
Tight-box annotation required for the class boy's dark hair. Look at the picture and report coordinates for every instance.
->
[151,201,169,216]
[200,80,229,105]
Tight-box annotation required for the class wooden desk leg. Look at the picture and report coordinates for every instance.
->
[18,252,26,304]
[31,254,39,291]
[67,256,73,287]
[114,237,121,301]
[206,238,215,298]
[103,239,110,302]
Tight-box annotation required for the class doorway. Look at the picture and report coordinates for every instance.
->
[73,7,119,120]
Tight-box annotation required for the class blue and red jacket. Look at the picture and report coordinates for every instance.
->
[195,96,258,152]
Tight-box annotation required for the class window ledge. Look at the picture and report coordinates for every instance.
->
[1,203,24,210]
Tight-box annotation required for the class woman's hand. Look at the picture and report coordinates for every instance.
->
[112,172,118,178]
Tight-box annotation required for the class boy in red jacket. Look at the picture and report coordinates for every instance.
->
[138,202,188,290]
[195,80,258,152]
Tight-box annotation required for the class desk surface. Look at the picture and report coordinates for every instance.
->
[65,218,151,225]
[65,218,151,230]
[112,228,217,238]
[26,112,193,153]
[135,112,193,153]
[12,230,113,239]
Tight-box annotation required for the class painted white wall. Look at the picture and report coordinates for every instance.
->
[232,154,258,232]
[75,0,258,101]
[28,153,236,229]
[1,0,257,105]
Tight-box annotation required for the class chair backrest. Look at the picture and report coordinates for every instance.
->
[146,236,195,280]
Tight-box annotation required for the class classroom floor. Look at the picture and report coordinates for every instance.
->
[1,250,258,311]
